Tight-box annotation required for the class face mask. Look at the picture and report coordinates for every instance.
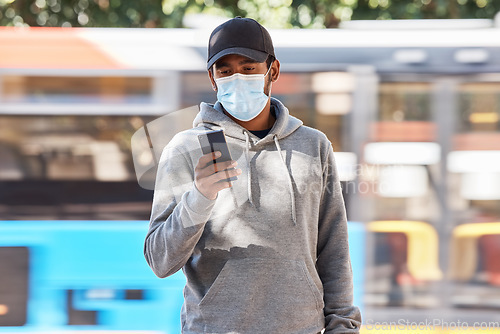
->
[215,65,272,122]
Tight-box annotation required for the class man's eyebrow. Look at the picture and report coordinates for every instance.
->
[215,61,230,68]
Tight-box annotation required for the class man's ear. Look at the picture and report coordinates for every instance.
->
[208,69,217,91]
[271,59,280,82]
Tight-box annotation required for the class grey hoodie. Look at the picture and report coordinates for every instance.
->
[144,98,361,334]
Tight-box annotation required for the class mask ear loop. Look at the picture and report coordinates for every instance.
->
[264,61,273,78]
[264,61,273,97]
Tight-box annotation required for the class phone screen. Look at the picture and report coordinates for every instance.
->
[198,130,237,181]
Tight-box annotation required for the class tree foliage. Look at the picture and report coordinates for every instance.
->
[1,0,499,28]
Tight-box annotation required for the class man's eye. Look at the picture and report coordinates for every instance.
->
[219,70,230,75]
[244,67,255,71]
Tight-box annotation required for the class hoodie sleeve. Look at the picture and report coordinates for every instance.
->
[317,144,362,333]
[144,143,215,278]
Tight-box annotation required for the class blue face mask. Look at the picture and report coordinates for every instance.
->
[215,65,272,122]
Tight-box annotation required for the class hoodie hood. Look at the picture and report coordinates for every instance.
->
[193,97,303,144]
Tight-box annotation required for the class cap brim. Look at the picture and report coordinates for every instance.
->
[207,47,268,70]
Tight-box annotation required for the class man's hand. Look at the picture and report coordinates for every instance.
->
[194,151,241,200]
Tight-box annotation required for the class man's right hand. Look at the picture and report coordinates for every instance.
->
[194,151,242,200]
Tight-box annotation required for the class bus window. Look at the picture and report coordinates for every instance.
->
[182,72,217,107]
[1,76,153,105]
[373,82,434,142]
[451,82,500,221]
[362,82,439,222]
[0,115,151,181]
[0,115,157,220]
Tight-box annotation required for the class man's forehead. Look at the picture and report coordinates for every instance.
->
[214,54,262,67]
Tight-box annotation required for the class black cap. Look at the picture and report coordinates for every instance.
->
[207,17,275,70]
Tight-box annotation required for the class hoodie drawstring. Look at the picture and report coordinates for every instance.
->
[273,135,297,225]
[242,130,297,225]
[243,131,255,207]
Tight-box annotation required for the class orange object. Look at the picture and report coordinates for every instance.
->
[479,234,500,285]
[0,27,122,69]
[370,121,436,142]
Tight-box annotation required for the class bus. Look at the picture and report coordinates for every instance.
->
[1,19,500,332]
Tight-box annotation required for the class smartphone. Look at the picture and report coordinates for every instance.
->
[197,129,237,181]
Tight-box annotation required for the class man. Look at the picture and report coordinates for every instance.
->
[144,17,361,334]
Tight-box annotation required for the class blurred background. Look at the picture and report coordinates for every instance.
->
[1,0,500,333]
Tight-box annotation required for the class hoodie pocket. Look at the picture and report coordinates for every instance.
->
[198,257,324,333]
